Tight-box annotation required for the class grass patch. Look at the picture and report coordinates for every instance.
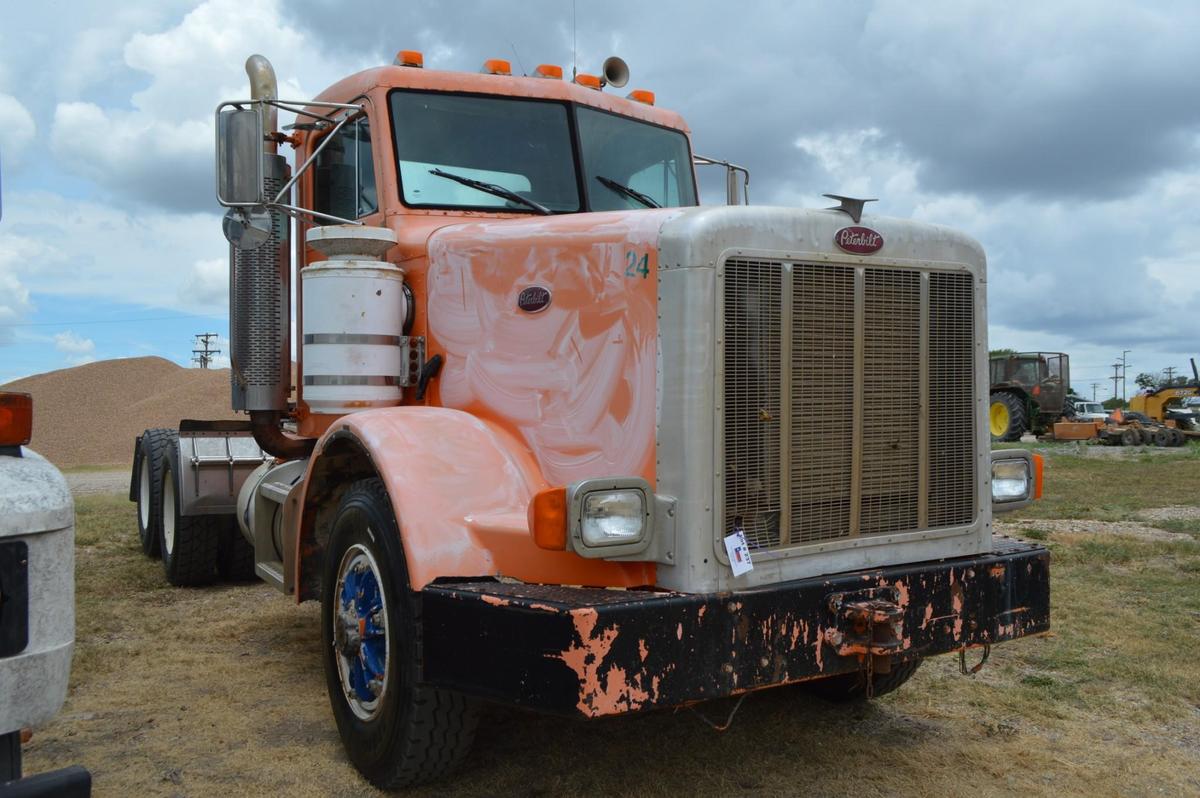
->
[1147,518,1200,540]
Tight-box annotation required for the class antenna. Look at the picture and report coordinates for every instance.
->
[508,41,526,76]
[572,0,577,79]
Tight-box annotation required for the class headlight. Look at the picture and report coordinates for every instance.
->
[991,460,1030,501]
[565,477,654,557]
[581,490,646,546]
[991,450,1041,513]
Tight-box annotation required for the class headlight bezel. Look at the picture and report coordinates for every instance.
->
[567,477,654,558]
[990,449,1037,512]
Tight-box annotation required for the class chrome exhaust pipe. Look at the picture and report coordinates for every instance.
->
[244,54,278,153]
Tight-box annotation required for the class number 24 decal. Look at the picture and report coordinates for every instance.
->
[625,251,650,279]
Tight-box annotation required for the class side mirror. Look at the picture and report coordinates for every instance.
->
[216,106,264,206]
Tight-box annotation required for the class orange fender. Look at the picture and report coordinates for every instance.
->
[296,406,655,593]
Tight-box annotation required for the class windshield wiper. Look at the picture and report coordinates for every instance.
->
[428,168,551,215]
[596,175,660,209]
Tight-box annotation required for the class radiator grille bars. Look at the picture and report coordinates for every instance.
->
[722,259,976,550]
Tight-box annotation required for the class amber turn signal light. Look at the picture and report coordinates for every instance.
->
[1032,453,1044,500]
[529,486,568,550]
[0,392,33,447]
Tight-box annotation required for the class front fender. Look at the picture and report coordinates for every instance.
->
[298,406,655,591]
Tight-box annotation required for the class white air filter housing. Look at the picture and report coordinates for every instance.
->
[301,225,406,415]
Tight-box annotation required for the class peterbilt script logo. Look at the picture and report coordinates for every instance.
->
[834,226,884,255]
[517,285,552,313]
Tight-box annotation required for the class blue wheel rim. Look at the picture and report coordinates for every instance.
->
[333,542,390,720]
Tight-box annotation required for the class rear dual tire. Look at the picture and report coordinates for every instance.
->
[159,445,222,586]
[135,428,175,558]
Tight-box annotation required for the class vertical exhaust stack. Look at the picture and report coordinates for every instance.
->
[230,54,314,459]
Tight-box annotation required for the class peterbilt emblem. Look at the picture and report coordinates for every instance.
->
[834,226,884,254]
[517,285,552,313]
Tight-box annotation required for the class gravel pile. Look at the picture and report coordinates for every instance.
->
[1,357,241,468]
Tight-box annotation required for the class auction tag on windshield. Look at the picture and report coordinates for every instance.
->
[723,529,754,577]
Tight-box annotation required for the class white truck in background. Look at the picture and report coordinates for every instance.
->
[0,163,91,796]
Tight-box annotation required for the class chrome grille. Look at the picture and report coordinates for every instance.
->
[928,272,976,526]
[860,268,920,535]
[722,258,976,550]
[722,260,782,549]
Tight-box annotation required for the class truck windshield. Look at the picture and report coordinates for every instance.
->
[389,90,697,214]
[391,91,581,212]
[577,106,697,211]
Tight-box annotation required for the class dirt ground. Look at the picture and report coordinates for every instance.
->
[22,453,1200,797]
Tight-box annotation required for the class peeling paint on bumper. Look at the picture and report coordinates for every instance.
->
[421,537,1050,717]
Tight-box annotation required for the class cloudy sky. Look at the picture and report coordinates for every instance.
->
[1,0,1197,395]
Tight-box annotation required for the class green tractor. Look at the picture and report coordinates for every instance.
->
[989,352,1071,442]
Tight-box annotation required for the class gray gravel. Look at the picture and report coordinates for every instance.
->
[64,469,129,497]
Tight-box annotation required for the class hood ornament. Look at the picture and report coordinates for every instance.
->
[823,194,877,224]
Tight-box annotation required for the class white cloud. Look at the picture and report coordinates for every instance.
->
[54,330,96,358]
[0,94,36,166]
[47,0,371,210]
[0,190,226,314]
[180,258,228,308]
[53,330,97,365]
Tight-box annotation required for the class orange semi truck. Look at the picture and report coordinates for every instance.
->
[130,51,1049,788]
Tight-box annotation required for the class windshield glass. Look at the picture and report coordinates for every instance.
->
[577,106,697,211]
[1080,403,1103,413]
[390,91,580,212]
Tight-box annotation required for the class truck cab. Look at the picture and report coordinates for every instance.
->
[134,51,1050,789]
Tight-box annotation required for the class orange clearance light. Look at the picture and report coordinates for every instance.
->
[0,392,33,447]
[533,64,563,79]
[626,89,655,105]
[481,59,512,75]
[1032,453,1044,500]
[574,73,602,90]
[394,50,424,68]
[529,486,568,550]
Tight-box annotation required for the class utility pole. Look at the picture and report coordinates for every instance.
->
[192,332,221,369]
[1110,363,1122,402]
[1120,350,1131,403]
[1091,382,1099,401]
[1163,365,1176,385]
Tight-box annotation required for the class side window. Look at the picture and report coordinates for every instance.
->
[314,117,377,220]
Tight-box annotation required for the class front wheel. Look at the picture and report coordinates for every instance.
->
[321,478,478,790]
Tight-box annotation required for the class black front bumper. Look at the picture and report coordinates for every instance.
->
[421,537,1049,717]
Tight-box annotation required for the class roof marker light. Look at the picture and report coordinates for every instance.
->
[626,89,655,105]
[481,59,512,75]
[533,64,563,79]
[574,73,602,90]
[393,50,424,68]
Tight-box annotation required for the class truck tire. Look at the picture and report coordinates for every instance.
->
[134,428,175,558]
[159,447,221,586]
[217,519,257,582]
[1120,429,1137,447]
[321,478,478,790]
[1152,428,1169,447]
[989,392,1026,442]
[803,657,923,702]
